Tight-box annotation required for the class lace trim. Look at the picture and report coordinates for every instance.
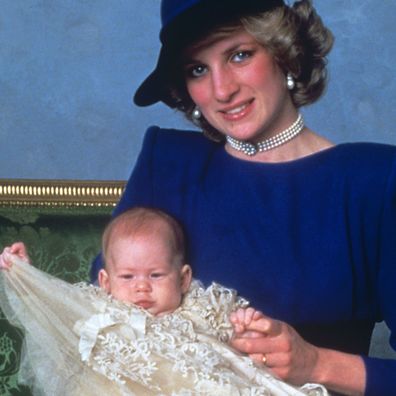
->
[73,282,327,395]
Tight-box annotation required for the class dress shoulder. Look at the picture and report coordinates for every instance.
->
[320,142,396,189]
[145,125,211,144]
[336,142,396,166]
[143,125,219,162]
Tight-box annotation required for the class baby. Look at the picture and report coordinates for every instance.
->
[99,207,193,316]
[0,207,327,395]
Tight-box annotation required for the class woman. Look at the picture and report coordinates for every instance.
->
[91,0,396,394]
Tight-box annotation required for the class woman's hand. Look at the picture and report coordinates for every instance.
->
[231,311,366,395]
[0,242,30,270]
[230,311,319,385]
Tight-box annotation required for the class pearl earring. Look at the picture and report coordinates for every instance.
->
[192,106,201,120]
[287,73,295,90]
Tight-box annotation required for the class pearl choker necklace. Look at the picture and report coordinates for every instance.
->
[226,113,305,156]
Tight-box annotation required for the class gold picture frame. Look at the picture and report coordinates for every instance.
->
[0,179,126,208]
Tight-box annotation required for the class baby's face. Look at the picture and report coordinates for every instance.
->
[99,233,191,316]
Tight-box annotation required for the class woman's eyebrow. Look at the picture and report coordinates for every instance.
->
[222,42,253,56]
[182,41,255,65]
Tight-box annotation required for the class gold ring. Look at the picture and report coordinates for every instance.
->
[262,354,267,365]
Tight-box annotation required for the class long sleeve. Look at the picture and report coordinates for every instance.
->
[363,154,396,395]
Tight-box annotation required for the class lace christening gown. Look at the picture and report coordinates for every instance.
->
[0,258,328,396]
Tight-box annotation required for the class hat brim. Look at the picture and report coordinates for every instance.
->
[133,44,178,107]
[133,68,164,107]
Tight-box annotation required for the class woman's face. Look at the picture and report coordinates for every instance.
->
[183,28,297,142]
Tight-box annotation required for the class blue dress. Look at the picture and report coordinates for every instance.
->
[91,126,396,395]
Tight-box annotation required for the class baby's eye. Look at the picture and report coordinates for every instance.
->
[120,274,134,280]
[232,50,253,63]
[150,272,164,279]
[186,64,207,78]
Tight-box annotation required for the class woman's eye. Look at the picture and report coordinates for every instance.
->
[232,51,252,63]
[186,64,207,78]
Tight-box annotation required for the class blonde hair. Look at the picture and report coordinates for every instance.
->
[102,207,186,268]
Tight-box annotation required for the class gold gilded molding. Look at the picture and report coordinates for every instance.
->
[0,179,126,208]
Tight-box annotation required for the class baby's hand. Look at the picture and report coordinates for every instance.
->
[230,307,264,334]
[0,242,30,270]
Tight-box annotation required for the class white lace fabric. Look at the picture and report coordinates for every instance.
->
[0,257,328,396]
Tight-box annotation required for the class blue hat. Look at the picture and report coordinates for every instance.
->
[134,0,284,107]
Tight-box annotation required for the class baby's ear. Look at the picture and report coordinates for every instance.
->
[180,264,192,293]
[98,269,111,293]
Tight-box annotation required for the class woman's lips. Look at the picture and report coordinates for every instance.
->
[220,99,254,121]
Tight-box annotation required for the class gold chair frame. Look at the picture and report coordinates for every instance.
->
[0,179,126,208]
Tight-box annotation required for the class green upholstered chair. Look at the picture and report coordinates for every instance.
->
[0,179,124,396]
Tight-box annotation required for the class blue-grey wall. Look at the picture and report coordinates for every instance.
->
[1,0,395,180]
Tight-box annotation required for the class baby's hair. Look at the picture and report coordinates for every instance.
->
[102,207,186,268]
